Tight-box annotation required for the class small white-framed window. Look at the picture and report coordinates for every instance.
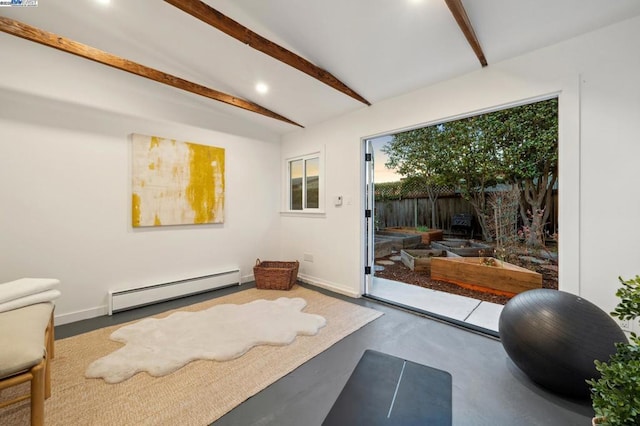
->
[285,150,324,213]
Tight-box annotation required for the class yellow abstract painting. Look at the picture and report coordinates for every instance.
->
[131,134,225,227]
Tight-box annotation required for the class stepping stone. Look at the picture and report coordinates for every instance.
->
[376,260,395,265]
[389,256,401,262]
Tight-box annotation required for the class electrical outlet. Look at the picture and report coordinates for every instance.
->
[303,253,314,262]
[619,318,632,332]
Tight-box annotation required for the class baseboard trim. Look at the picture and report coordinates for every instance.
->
[55,305,108,325]
[297,274,361,298]
[54,275,354,325]
[241,274,255,284]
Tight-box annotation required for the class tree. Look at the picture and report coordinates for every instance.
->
[382,126,449,228]
[438,115,502,241]
[383,117,503,241]
[491,99,558,246]
[381,98,558,245]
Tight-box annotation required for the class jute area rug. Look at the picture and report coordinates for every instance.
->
[0,285,382,425]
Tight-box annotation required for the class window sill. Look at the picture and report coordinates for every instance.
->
[280,211,326,218]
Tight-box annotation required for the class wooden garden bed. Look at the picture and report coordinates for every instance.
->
[375,233,421,258]
[375,232,422,250]
[400,249,454,274]
[384,227,444,244]
[430,239,492,257]
[430,257,543,296]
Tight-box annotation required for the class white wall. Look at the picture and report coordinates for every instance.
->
[280,15,640,316]
[0,37,282,324]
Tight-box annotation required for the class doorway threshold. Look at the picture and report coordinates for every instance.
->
[367,277,503,338]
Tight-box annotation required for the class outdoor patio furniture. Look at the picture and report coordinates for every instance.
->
[450,213,473,238]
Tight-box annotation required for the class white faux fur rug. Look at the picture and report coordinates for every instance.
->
[85,297,326,383]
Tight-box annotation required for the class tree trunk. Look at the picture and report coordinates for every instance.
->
[470,191,492,242]
[426,186,439,229]
[517,173,557,247]
[460,182,492,242]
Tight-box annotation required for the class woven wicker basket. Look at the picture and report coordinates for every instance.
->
[253,259,299,290]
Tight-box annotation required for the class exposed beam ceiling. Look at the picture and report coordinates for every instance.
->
[444,0,488,67]
[164,0,371,106]
[0,17,302,127]
[2,1,636,135]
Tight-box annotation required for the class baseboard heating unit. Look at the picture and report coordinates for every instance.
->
[108,267,240,315]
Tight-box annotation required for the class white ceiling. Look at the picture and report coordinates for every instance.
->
[2,0,640,135]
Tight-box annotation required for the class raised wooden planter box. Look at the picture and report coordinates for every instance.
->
[374,238,393,258]
[430,239,492,257]
[400,249,449,273]
[375,232,422,251]
[431,257,543,296]
[384,227,444,244]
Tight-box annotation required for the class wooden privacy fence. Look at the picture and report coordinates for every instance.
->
[374,193,558,237]
[375,196,473,233]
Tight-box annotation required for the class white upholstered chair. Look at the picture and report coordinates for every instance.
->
[0,302,55,426]
[0,278,60,426]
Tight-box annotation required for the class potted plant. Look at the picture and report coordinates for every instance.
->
[587,275,640,426]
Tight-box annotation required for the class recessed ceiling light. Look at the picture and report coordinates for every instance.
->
[255,82,269,94]
[96,0,111,5]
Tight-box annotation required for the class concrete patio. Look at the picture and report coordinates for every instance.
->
[368,277,504,333]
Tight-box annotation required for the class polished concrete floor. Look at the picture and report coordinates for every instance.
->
[56,283,594,426]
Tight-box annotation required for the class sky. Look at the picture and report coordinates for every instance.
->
[370,135,402,183]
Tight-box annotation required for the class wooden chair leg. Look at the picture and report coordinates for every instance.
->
[30,362,45,426]
[45,314,54,399]
[44,357,51,399]
[48,312,55,359]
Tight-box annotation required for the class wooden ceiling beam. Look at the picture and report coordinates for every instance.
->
[444,0,488,67]
[164,0,371,106]
[0,17,302,127]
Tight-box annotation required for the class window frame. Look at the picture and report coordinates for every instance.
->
[283,148,325,215]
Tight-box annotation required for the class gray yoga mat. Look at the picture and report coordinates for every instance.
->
[323,349,452,425]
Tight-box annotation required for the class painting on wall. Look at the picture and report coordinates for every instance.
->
[131,133,225,227]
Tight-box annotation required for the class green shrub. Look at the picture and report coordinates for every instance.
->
[612,275,640,322]
[588,334,640,425]
[587,276,640,426]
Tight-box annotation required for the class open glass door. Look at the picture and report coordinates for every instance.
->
[360,98,558,337]
[364,139,375,294]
